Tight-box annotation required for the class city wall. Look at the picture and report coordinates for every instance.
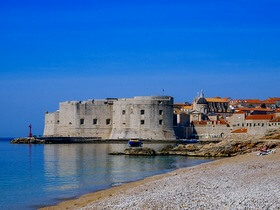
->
[44,96,176,140]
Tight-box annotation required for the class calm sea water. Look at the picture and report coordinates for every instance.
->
[0,138,214,209]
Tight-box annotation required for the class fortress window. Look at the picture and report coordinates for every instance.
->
[57,120,60,123]
[93,119,98,125]
[69,122,72,125]
[141,120,145,125]
[80,119,84,125]
[122,110,126,115]
[106,119,111,125]
[159,120,163,125]
[140,110,145,115]
[159,110,163,115]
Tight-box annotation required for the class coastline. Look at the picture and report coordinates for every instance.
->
[40,149,280,209]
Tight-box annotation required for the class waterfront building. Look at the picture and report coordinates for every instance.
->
[44,96,176,140]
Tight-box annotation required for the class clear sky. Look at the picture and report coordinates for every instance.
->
[0,0,280,137]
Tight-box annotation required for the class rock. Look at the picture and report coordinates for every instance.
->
[263,129,280,140]
[124,147,157,156]
[10,137,45,144]
[158,140,280,157]
[109,152,125,155]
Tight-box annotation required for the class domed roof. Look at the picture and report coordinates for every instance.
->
[197,97,208,104]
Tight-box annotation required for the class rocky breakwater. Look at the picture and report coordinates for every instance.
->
[10,137,45,144]
[110,147,157,156]
[110,140,280,157]
[158,140,280,157]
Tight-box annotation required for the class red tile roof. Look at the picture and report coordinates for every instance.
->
[268,97,280,101]
[206,97,229,103]
[235,108,273,112]
[234,110,246,114]
[231,128,248,133]
[262,99,276,104]
[243,99,262,104]
[245,114,275,120]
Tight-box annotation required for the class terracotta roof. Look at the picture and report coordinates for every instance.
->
[231,128,248,133]
[245,114,275,120]
[275,108,280,113]
[193,121,207,125]
[234,110,246,114]
[174,104,193,109]
[243,99,262,104]
[235,108,273,112]
[268,97,280,101]
[206,97,229,103]
[261,99,276,104]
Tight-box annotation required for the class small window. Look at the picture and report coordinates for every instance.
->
[106,119,111,125]
[93,119,98,125]
[159,120,163,125]
[69,122,72,125]
[140,110,145,115]
[122,110,126,115]
[140,120,145,125]
[80,119,84,125]
[159,110,163,115]
[57,120,60,123]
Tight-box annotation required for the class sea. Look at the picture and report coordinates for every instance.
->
[0,138,214,209]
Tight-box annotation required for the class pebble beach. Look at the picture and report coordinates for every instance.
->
[43,149,280,210]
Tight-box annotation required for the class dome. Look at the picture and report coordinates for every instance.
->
[197,97,208,105]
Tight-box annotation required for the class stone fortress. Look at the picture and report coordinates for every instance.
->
[44,96,175,140]
[44,93,280,140]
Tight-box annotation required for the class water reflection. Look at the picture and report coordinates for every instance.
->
[0,140,214,209]
[43,143,212,200]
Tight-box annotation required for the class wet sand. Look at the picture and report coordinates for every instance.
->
[42,150,280,210]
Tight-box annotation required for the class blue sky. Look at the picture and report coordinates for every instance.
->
[0,0,280,137]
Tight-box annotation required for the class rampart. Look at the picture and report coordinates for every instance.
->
[44,96,176,140]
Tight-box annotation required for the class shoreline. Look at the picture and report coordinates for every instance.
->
[40,157,216,210]
[42,149,280,209]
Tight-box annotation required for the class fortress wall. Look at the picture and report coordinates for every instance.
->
[110,96,176,140]
[56,100,113,138]
[245,120,280,136]
[193,124,231,139]
[43,96,175,140]
[226,114,245,126]
[44,111,59,136]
